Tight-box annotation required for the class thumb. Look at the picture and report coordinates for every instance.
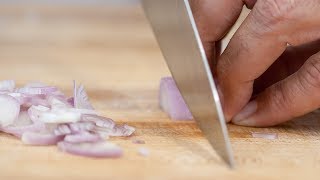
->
[232,51,320,127]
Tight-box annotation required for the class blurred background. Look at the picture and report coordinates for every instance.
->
[0,0,174,120]
[0,0,248,88]
[0,0,169,90]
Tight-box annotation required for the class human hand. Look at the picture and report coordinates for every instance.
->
[192,0,320,126]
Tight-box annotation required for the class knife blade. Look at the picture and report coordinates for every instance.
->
[142,0,234,167]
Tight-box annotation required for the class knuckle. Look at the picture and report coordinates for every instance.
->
[265,83,294,115]
[255,0,296,27]
[217,34,251,81]
[301,55,320,90]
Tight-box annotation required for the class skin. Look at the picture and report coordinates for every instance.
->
[190,0,320,127]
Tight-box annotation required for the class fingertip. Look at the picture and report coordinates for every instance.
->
[232,100,257,123]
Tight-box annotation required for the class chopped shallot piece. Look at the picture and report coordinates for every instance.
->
[159,77,193,120]
[132,139,145,144]
[28,105,96,123]
[64,131,102,143]
[67,97,74,107]
[0,94,20,127]
[0,80,15,92]
[113,124,135,136]
[138,147,149,157]
[95,124,135,137]
[16,86,58,95]
[21,132,64,145]
[251,132,278,140]
[74,81,94,110]
[24,82,48,88]
[54,122,95,136]
[1,111,45,137]
[57,141,123,158]
[81,114,115,129]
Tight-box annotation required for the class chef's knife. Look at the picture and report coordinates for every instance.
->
[142,0,234,167]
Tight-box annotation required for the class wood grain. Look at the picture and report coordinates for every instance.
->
[0,4,320,180]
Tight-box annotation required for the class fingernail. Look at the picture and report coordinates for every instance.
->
[232,101,257,125]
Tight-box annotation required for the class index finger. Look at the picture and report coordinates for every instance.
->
[216,0,320,120]
[190,0,245,68]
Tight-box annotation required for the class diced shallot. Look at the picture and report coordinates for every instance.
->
[0,80,135,159]
[64,131,103,143]
[159,77,193,120]
[21,132,64,145]
[81,114,115,129]
[57,141,123,158]
[0,94,20,127]
[138,147,149,157]
[132,139,145,144]
[16,86,58,95]
[7,93,31,105]
[95,124,135,137]
[111,124,135,137]
[48,95,72,109]
[0,111,45,137]
[74,81,94,110]
[0,80,15,92]
[251,132,278,140]
[28,105,96,123]
[54,122,95,136]
[24,81,48,88]
[67,97,74,107]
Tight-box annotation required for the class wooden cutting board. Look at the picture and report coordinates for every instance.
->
[0,4,319,180]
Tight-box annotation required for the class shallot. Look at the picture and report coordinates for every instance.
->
[54,122,95,136]
[0,80,135,158]
[64,131,102,143]
[74,81,94,110]
[132,139,145,144]
[1,111,45,137]
[251,132,278,140]
[0,80,15,92]
[159,77,193,120]
[57,141,123,158]
[0,94,20,127]
[138,147,150,157]
[21,132,64,145]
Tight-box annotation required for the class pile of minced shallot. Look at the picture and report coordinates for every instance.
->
[0,80,135,158]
